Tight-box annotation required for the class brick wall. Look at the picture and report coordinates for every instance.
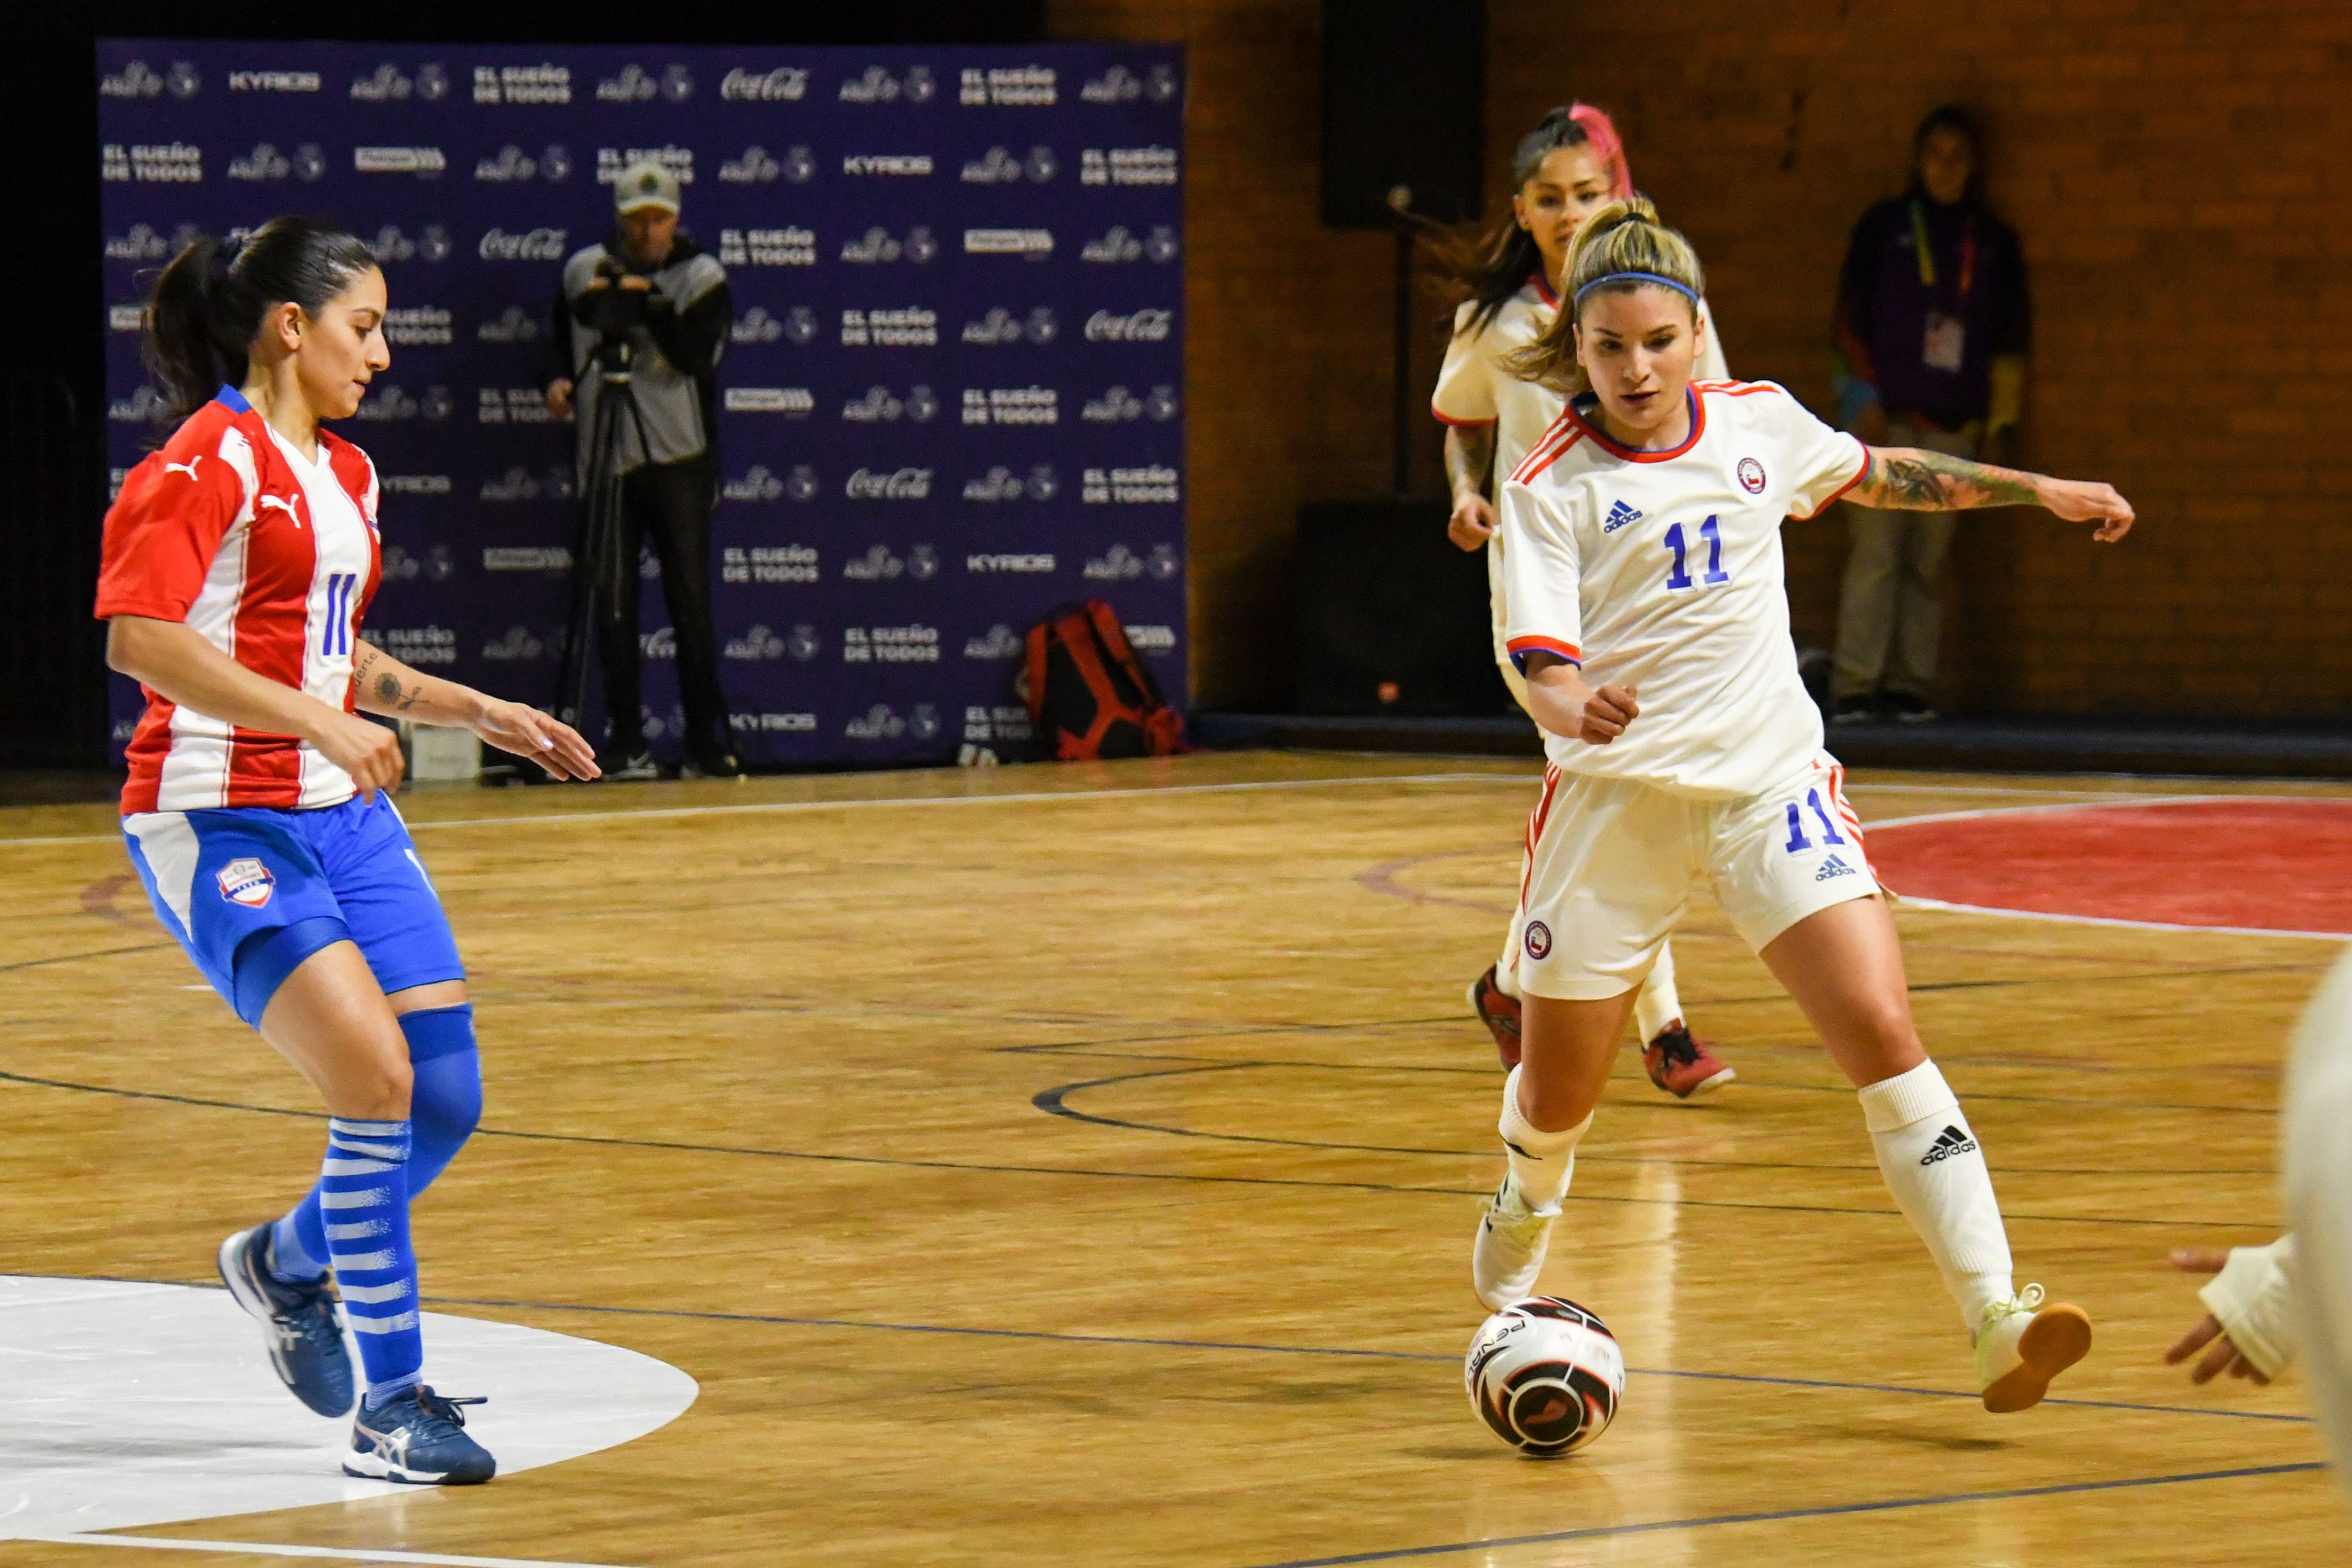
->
[1056,0,2352,719]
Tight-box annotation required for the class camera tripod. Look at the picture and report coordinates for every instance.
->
[553,333,657,744]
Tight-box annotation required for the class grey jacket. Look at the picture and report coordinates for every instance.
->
[547,231,730,475]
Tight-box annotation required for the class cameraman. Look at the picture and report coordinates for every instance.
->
[545,160,742,779]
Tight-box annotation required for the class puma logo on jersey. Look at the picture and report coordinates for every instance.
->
[1602,499,1644,534]
[256,493,303,527]
[162,457,204,482]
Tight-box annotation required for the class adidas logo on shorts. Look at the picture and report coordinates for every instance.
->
[1919,1124,1979,1166]
[1814,853,1857,882]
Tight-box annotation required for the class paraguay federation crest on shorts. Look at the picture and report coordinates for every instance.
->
[1737,457,1767,495]
[1523,919,1553,960]
[216,857,275,909]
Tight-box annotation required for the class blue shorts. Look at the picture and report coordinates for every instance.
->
[123,794,465,1026]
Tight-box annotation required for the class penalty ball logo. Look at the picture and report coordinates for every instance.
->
[216,857,275,908]
[1737,457,1767,495]
[1523,920,1553,960]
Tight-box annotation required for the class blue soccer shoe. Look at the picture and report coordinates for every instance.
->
[345,1385,496,1485]
[217,1222,355,1417]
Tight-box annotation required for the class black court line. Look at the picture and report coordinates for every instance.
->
[22,1273,2308,1429]
[1031,1065,2278,1229]
[1230,1462,2332,1568]
[0,1064,2281,1230]
[0,940,176,976]
[1013,1040,2282,1118]
[1023,1053,2280,1177]
[423,1293,2314,1428]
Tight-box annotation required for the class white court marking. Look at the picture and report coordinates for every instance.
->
[25,1533,638,1567]
[0,1276,695,1546]
[2,773,2334,943]
[0,771,2253,852]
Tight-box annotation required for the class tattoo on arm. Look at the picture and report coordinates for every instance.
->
[354,649,380,687]
[372,673,425,713]
[1445,424,1496,500]
[1859,447,2043,512]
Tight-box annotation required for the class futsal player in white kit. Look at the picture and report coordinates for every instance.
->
[2164,950,2352,1508]
[1473,199,2135,1411]
[1427,103,1734,1099]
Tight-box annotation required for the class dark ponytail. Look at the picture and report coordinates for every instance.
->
[144,215,380,421]
[1420,103,1636,340]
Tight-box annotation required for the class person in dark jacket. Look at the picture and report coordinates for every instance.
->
[545,160,741,778]
[1828,105,2031,724]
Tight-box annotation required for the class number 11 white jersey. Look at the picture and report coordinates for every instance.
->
[1498,380,1868,798]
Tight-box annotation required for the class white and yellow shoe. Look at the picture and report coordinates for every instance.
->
[1974,1284,2093,1413]
[1472,1178,1557,1312]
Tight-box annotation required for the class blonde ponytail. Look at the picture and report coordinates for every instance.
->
[1504,198,1707,394]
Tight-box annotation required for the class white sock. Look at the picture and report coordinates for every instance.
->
[1634,941,1683,1044]
[1858,1060,2015,1331]
[1499,1064,1591,1211]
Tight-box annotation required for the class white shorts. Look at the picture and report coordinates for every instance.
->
[1513,752,1879,1001]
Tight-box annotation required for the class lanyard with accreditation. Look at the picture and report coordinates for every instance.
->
[1910,198,1975,375]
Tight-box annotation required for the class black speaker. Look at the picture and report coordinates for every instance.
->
[1320,0,1487,229]
[1296,501,1509,716]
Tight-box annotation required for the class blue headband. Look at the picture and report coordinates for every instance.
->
[1572,270,1700,309]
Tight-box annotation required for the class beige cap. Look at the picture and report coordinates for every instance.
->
[614,160,681,215]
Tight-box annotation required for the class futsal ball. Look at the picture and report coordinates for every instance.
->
[1464,1296,1625,1457]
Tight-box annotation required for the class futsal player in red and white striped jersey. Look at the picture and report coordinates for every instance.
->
[99,217,597,1484]
[106,371,385,812]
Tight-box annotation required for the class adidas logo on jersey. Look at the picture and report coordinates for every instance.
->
[1602,499,1644,534]
[1919,1124,1979,1166]
[1814,853,1856,881]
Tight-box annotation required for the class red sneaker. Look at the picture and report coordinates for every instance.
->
[1467,965,1522,1071]
[1642,1022,1735,1099]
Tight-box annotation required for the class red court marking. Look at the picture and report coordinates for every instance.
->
[1867,799,2352,938]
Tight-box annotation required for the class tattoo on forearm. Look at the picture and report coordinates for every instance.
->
[372,673,425,713]
[1445,424,1496,500]
[354,649,379,687]
[1864,449,2042,511]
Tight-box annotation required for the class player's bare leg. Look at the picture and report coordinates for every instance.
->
[1473,987,1633,1309]
[257,942,414,1118]
[1759,895,2091,1410]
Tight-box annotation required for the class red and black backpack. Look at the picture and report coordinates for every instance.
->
[1023,600,1185,760]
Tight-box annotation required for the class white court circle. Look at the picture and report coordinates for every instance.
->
[0,1276,697,1541]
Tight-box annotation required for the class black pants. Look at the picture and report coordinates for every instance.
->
[596,456,730,760]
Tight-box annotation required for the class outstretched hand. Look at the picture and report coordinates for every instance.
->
[2162,1247,2271,1385]
[2040,477,2135,543]
[472,700,601,782]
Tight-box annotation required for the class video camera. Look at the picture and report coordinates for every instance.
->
[573,254,653,341]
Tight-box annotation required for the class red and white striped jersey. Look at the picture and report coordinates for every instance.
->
[96,387,382,815]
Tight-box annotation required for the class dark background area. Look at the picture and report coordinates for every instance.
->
[6,3,1050,769]
[18,2,2350,775]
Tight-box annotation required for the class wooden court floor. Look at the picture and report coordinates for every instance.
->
[3,752,2348,1567]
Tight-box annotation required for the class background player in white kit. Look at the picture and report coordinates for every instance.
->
[1427,104,1734,1099]
[1475,199,2135,1412]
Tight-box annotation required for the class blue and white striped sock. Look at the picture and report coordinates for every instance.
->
[321,1117,424,1409]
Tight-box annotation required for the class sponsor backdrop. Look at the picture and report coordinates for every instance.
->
[97,40,1184,768]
